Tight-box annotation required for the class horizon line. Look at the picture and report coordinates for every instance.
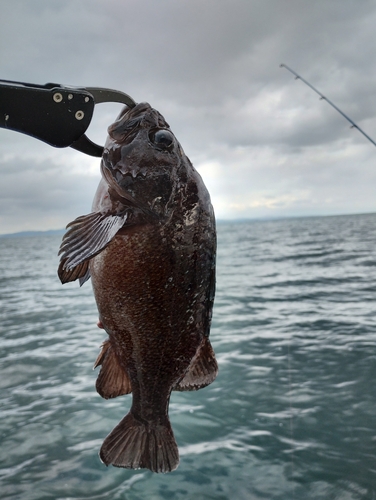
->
[1,210,376,238]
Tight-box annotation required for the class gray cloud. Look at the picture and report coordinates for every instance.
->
[0,149,100,233]
[1,0,376,232]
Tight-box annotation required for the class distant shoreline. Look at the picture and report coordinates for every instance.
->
[1,211,376,238]
[0,229,66,239]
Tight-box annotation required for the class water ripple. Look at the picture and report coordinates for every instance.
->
[1,216,376,499]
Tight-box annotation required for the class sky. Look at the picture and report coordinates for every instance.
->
[1,0,376,233]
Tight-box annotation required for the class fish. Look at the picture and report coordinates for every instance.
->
[57,102,218,473]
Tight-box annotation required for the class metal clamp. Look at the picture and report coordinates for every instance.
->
[0,79,137,157]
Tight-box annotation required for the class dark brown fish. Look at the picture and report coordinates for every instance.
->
[58,102,217,473]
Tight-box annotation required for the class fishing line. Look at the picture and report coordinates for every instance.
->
[280,63,376,147]
[279,63,376,496]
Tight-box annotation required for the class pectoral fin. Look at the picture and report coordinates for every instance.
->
[58,260,90,286]
[173,337,218,391]
[58,211,128,284]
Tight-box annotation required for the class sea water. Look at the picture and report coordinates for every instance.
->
[0,214,375,499]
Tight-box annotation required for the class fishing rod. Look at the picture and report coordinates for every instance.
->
[280,63,376,147]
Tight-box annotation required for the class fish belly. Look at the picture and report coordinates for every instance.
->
[89,223,204,472]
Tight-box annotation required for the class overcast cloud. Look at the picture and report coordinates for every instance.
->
[1,0,376,233]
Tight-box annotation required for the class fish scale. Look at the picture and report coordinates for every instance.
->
[58,102,218,472]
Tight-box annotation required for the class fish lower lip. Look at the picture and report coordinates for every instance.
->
[119,176,134,188]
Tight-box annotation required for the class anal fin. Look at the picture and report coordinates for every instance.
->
[173,337,218,391]
[94,340,132,399]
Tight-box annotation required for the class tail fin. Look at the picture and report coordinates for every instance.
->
[99,412,179,473]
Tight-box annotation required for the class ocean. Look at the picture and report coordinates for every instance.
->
[0,213,375,499]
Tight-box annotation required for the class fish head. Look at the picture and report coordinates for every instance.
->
[101,102,188,218]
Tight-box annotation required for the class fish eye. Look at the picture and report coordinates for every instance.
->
[149,129,174,150]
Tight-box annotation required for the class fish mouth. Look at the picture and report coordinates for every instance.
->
[102,147,149,194]
[100,161,144,210]
[100,161,163,223]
